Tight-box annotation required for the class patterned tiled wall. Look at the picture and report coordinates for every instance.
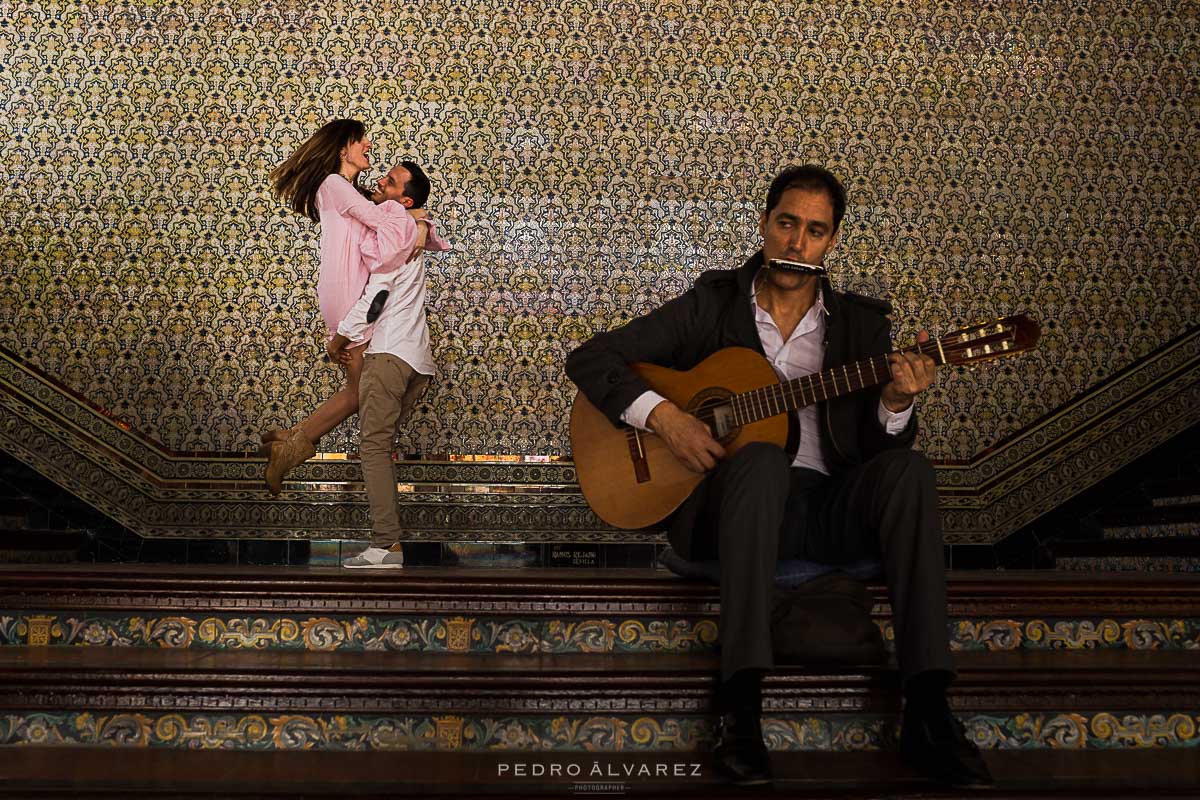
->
[2,1,1196,457]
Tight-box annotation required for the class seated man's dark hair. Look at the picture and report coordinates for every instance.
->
[400,161,432,208]
[765,165,847,231]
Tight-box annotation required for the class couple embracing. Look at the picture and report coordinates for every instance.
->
[267,119,446,569]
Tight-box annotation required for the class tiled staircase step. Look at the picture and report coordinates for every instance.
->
[0,529,86,564]
[1102,522,1200,540]
[0,497,30,529]
[1053,538,1200,558]
[1097,502,1200,528]
[0,648,1196,752]
[1058,556,1200,573]
[2,748,1198,798]
[0,530,87,550]
[1053,539,1200,572]
[1143,477,1200,507]
[4,564,1200,613]
[0,647,1191,716]
[2,565,1199,653]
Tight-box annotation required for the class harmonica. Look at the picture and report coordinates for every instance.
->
[767,258,828,276]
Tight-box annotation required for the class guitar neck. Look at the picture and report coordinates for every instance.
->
[732,341,944,425]
[723,314,1037,427]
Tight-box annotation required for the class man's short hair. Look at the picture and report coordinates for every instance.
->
[400,161,431,208]
[765,165,847,231]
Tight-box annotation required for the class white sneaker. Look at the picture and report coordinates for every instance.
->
[342,546,404,569]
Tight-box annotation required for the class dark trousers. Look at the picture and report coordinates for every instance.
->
[687,442,953,682]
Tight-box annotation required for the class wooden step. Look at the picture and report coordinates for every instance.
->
[4,564,1199,610]
[1,646,1195,710]
[1052,538,1200,557]
[1052,537,1200,573]
[1097,502,1200,529]
[0,496,30,529]
[1057,555,1200,573]
[0,529,87,550]
[1142,477,1200,507]
[0,529,86,564]
[0,647,1195,752]
[2,565,1198,653]
[1,748,1198,798]
[1102,522,1200,540]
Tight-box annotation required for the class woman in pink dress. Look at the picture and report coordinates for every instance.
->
[264,119,431,494]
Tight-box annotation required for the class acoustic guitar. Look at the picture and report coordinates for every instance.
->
[569,315,1041,529]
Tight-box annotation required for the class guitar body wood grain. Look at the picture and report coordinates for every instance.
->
[570,347,791,530]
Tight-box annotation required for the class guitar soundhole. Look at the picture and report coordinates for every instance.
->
[688,388,739,444]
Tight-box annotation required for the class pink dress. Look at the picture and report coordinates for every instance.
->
[314,174,448,343]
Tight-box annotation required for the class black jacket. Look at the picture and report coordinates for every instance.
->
[565,251,917,549]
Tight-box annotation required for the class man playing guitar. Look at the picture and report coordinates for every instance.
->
[565,165,993,789]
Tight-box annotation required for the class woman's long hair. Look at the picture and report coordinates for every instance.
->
[270,119,366,223]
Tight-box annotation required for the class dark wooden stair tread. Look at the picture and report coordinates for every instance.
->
[1096,501,1200,527]
[0,529,87,548]
[1051,538,1200,557]
[3,565,1199,611]
[1,645,1194,687]
[1141,477,1200,500]
[1,643,1196,668]
[1,747,1197,798]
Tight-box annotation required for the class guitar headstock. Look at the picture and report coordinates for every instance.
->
[936,315,1041,366]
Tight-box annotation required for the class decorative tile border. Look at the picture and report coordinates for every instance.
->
[0,613,720,654]
[1153,496,1200,508]
[963,712,1200,751]
[1057,558,1200,573]
[946,618,1200,651]
[1103,522,1200,540]
[3,332,1200,545]
[3,612,1197,653]
[1,711,1196,751]
[940,333,1200,539]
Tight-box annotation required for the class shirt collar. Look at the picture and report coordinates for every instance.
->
[751,268,827,318]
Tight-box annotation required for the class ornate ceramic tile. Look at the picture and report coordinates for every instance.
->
[4,612,1197,653]
[1103,523,1200,540]
[946,618,1200,651]
[1,1,1198,545]
[1,711,1196,751]
[1057,557,1200,573]
[0,612,722,654]
[3,334,1199,545]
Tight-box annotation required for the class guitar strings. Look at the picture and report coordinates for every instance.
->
[626,325,1018,436]
[734,327,1016,425]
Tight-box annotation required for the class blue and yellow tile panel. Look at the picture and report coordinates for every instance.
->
[2,711,1197,751]
[3,613,1199,653]
[0,613,720,654]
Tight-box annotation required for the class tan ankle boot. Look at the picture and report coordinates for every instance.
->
[260,429,286,445]
[260,425,300,446]
[264,428,316,496]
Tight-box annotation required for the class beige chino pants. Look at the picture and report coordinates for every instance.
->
[358,353,431,548]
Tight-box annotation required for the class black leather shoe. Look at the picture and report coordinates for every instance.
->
[712,709,773,786]
[901,707,994,788]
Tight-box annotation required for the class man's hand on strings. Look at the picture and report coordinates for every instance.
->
[881,329,937,412]
[647,400,725,473]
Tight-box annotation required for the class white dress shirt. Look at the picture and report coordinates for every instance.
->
[621,278,913,474]
[336,204,450,376]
